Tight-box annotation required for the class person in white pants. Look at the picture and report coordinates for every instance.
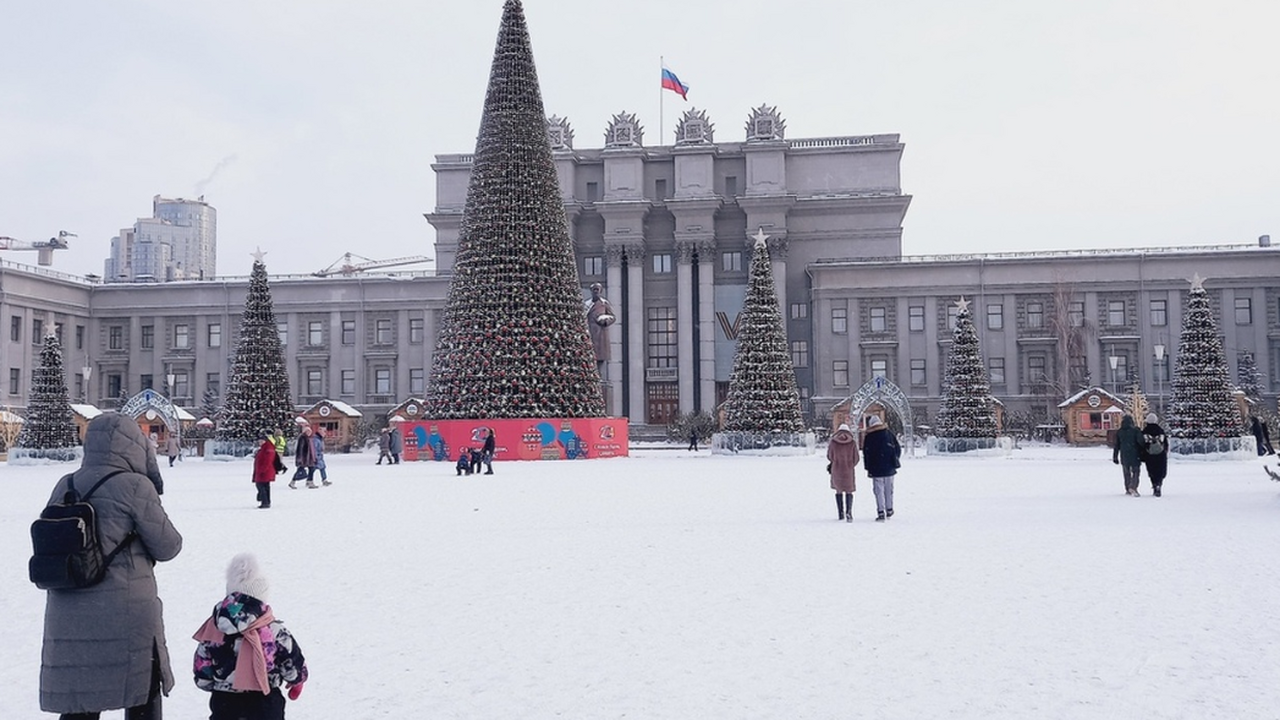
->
[860,415,902,522]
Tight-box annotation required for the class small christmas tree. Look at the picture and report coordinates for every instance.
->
[199,387,221,424]
[1168,275,1247,439]
[935,298,999,438]
[1236,350,1265,403]
[217,252,296,443]
[721,232,804,434]
[425,0,603,420]
[17,331,78,451]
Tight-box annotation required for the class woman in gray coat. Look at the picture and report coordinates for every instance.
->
[40,413,183,719]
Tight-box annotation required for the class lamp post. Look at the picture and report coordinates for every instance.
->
[1154,343,1166,417]
[166,371,180,459]
[1108,354,1120,395]
[81,363,92,404]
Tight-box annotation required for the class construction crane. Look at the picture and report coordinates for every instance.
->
[313,252,434,277]
[0,231,74,266]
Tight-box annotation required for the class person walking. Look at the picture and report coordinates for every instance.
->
[1113,414,1144,496]
[827,422,860,523]
[1140,412,1168,497]
[253,430,278,509]
[376,427,392,465]
[1251,415,1275,456]
[311,427,331,486]
[164,434,180,468]
[861,416,902,522]
[388,425,403,464]
[193,553,309,720]
[39,414,183,720]
[291,426,318,489]
[481,427,496,474]
[687,429,699,452]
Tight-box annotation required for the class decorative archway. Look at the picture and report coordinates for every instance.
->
[120,389,181,437]
[833,376,916,454]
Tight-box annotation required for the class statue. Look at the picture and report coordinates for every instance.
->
[585,283,617,366]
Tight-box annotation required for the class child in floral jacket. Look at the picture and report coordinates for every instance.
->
[193,553,308,720]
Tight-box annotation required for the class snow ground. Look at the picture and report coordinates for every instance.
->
[2,446,1279,719]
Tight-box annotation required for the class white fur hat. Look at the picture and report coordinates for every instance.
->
[837,423,852,433]
[226,553,270,601]
[866,416,884,428]
[1145,413,1158,424]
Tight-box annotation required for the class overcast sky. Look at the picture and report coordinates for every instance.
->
[2,0,1277,279]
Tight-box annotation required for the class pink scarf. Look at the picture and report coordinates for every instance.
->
[193,607,277,694]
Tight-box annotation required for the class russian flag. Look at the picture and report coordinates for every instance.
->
[661,67,689,100]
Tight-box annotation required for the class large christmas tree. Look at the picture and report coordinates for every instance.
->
[16,331,78,450]
[721,233,804,434]
[935,298,999,438]
[217,254,296,442]
[1168,275,1247,439]
[425,0,603,419]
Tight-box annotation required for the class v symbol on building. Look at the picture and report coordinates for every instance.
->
[716,311,743,340]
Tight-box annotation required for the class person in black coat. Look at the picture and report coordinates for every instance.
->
[861,416,902,522]
[1251,415,1275,456]
[481,427,496,475]
[1140,413,1168,497]
[1113,415,1144,496]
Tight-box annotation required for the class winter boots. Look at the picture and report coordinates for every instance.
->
[1153,484,1162,497]
[836,494,845,521]
[844,493,853,523]
[875,512,885,522]
[288,480,297,490]
[886,508,894,519]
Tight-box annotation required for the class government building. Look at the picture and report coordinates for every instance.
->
[2,106,1277,431]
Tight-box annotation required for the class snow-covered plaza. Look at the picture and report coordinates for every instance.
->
[3,445,1278,719]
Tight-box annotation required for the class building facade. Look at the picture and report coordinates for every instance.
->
[105,195,217,282]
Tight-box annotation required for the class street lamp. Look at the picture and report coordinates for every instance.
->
[1154,344,1166,416]
[1108,354,1120,394]
[166,371,180,459]
[81,363,92,404]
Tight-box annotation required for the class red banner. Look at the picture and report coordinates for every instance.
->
[401,418,629,462]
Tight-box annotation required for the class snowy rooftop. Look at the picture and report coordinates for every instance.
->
[69,404,102,420]
[306,399,362,418]
[814,241,1276,267]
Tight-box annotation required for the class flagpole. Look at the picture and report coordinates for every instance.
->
[659,55,664,146]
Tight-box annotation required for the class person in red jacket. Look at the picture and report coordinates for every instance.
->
[253,431,279,509]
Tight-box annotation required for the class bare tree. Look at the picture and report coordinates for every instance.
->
[1045,279,1096,412]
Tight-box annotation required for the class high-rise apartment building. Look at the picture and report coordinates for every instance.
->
[104,195,216,282]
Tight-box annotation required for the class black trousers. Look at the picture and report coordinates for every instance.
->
[61,651,163,719]
[209,688,286,720]
[255,482,271,506]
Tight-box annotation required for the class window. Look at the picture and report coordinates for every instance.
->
[74,374,83,399]
[790,303,808,320]
[8,368,18,395]
[908,306,925,332]
[987,304,1003,331]
[724,176,738,197]
[791,341,809,368]
[1107,300,1126,326]
[910,359,926,386]
[655,179,668,200]
[1028,356,1047,389]
[75,325,84,350]
[32,319,43,343]
[174,324,190,349]
[206,373,220,398]
[585,182,599,202]
[1026,302,1043,329]
[870,358,888,378]
[109,326,123,350]
[409,318,424,344]
[342,320,356,346]
[1150,299,1167,327]
[651,253,672,274]
[341,370,355,395]
[722,252,742,272]
[208,323,221,348]
[870,307,887,333]
[141,374,154,391]
[1235,297,1252,325]
[1069,301,1085,327]
[307,369,323,396]
[832,307,848,334]
[1081,412,1121,431]
[374,368,391,395]
[54,323,63,345]
[646,307,677,368]
[277,322,288,346]
[107,373,122,398]
[583,256,604,276]
[141,325,155,349]
[947,304,959,330]
[410,368,425,395]
[989,357,1005,385]
[308,321,324,346]
[833,360,849,387]
[376,319,392,344]
[9,316,19,343]
[1114,355,1129,384]
[173,371,189,398]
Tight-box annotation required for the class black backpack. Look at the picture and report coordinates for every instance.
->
[29,470,136,590]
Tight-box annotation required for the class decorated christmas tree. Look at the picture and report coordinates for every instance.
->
[217,253,296,442]
[425,0,603,419]
[1168,275,1247,439]
[721,232,804,434]
[16,331,78,451]
[1124,382,1149,425]
[1236,350,1265,403]
[935,298,999,438]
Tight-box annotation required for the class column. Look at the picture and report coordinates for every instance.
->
[676,241,696,414]
[768,235,789,328]
[625,244,646,424]
[698,240,717,413]
[605,245,625,417]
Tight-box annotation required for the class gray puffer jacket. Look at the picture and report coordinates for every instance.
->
[40,413,184,714]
